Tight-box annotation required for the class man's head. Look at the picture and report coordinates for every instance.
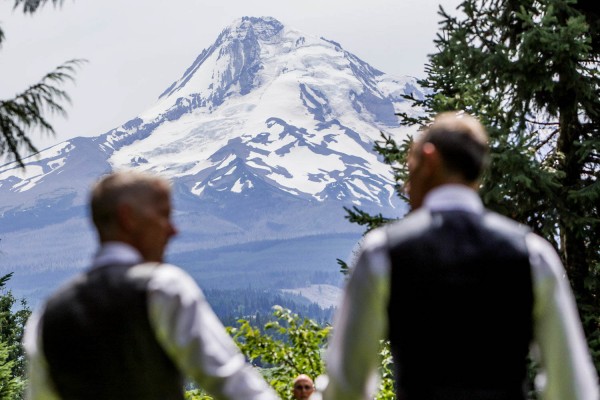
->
[406,112,489,209]
[90,171,177,262]
[292,374,314,400]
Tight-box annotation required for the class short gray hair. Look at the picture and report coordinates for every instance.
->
[90,171,170,239]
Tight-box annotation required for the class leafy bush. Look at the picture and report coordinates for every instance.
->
[227,306,330,398]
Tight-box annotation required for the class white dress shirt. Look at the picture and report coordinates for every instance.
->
[324,185,599,400]
[24,242,278,400]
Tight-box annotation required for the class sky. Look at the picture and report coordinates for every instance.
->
[0,0,463,153]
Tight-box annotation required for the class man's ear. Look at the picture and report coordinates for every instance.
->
[116,202,137,233]
[421,142,442,175]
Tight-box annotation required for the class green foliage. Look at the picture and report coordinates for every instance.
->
[0,341,22,400]
[225,307,396,399]
[375,341,395,400]
[336,258,350,276]
[0,273,30,400]
[228,306,330,399]
[226,307,398,399]
[0,273,31,381]
[342,206,394,234]
[0,0,83,167]
[184,388,213,400]
[0,60,84,167]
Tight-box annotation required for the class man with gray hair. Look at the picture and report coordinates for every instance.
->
[324,112,598,400]
[24,171,278,400]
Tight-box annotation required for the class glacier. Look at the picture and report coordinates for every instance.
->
[0,16,422,304]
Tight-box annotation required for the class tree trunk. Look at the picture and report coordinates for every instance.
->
[557,86,588,298]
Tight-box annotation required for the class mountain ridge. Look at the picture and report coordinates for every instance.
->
[0,16,418,303]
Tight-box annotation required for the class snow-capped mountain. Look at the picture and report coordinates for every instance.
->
[0,17,421,300]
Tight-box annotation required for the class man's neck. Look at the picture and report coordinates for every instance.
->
[422,184,483,213]
[93,241,144,269]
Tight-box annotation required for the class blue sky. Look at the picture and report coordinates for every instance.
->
[0,0,462,151]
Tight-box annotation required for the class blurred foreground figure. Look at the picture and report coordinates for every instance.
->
[324,113,598,400]
[24,171,278,400]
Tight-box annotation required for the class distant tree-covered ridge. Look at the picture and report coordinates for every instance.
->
[204,288,336,327]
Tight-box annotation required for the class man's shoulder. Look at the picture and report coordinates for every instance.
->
[384,208,433,246]
[481,210,531,237]
[141,263,205,300]
[43,272,89,308]
[384,208,531,244]
[46,262,192,300]
[127,262,194,286]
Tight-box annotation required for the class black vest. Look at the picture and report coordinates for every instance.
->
[41,263,184,400]
[387,209,533,400]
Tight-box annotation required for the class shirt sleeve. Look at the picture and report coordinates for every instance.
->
[527,233,599,400]
[23,311,62,400]
[323,228,391,400]
[146,264,278,400]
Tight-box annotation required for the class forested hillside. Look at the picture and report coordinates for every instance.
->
[204,288,336,327]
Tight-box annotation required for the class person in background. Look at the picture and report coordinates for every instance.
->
[24,171,278,400]
[323,112,599,400]
[292,374,315,400]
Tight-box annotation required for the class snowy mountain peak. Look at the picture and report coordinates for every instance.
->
[226,16,284,41]
[0,16,423,212]
[156,16,285,104]
[0,15,426,302]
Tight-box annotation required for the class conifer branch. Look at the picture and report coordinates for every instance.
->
[12,0,64,14]
[0,59,86,167]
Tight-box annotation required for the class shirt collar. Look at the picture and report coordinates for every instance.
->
[422,184,484,214]
[92,242,143,269]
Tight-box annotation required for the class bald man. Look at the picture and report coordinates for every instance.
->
[293,374,315,400]
[324,113,598,400]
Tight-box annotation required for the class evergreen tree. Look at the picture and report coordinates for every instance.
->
[349,0,599,372]
[0,341,22,400]
[0,273,30,399]
[0,0,83,167]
